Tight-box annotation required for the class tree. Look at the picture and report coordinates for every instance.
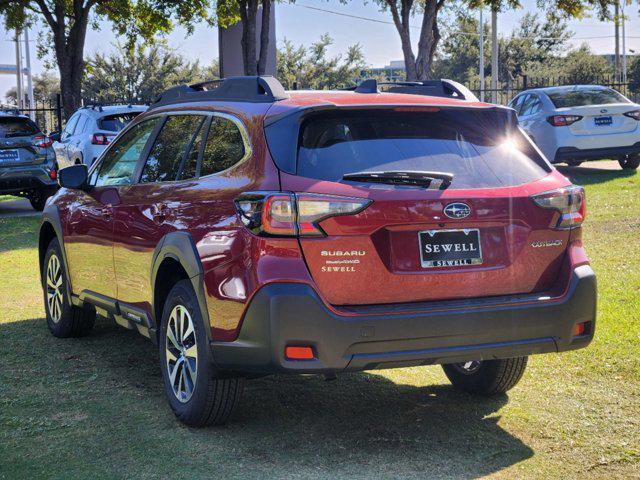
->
[0,1,211,118]
[630,56,640,95]
[277,34,367,90]
[561,44,611,83]
[5,71,60,104]
[82,42,206,104]
[216,0,273,75]
[371,0,614,81]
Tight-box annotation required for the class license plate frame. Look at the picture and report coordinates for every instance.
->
[594,116,612,126]
[418,228,483,269]
[0,149,20,164]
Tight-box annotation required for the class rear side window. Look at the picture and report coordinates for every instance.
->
[0,117,39,138]
[140,115,205,183]
[200,117,246,176]
[547,88,628,108]
[297,109,549,189]
[99,113,141,132]
[520,95,541,116]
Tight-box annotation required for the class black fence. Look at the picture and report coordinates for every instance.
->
[17,94,63,134]
[467,75,639,105]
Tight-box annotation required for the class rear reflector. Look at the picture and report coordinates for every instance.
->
[532,185,585,229]
[285,346,314,360]
[572,322,588,337]
[546,115,583,127]
[49,168,57,180]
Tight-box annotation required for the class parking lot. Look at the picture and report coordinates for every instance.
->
[0,161,638,479]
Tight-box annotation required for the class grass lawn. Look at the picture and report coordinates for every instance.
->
[0,164,638,479]
[0,195,19,202]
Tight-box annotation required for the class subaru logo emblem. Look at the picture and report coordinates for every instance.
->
[600,108,608,113]
[443,202,471,219]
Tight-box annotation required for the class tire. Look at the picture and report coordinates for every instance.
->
[159,279,245,427]
[619,155,640,170]
[29,191,49,211]
[442,357,528,396]
[42,238,95,337]
[566,159,583,167]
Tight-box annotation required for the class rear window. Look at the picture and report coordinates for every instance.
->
[296,109,549,189]
[0,117,39,138]
[99,113,141,132]
[547,88,628,108]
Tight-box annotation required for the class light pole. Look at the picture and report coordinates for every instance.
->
[24,28,34,119]
[14,31,24,110]
[491,8,498,104]
[479,8,485,102]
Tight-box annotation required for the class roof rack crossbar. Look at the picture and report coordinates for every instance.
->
[350,78,479,102]
[153,76,289,107]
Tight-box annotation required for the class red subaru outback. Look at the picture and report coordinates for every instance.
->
[39,77,596,426]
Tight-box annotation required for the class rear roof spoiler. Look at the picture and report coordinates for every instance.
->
[350,79,479,102]
[153,76,289,107]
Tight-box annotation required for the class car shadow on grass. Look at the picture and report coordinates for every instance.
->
[557,164,636,186]
[3,316,534,479]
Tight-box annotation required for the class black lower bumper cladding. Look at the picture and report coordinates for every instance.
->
[211,265,596,375]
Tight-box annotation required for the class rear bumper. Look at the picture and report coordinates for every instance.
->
[211,265,597,375]
[0,163,57,195]
[553,142,640,162]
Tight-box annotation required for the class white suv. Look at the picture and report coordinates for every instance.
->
[52,104,147,168]
[508,85,640,170]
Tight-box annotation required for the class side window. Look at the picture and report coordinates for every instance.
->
[520,95,538,116]
[200,116,246,176]
[62,114,79,140]
[528,96,542,115]
[91,119,157,187]
[74,114,88,135]
[140,115,206,183]
[508,95,524,113]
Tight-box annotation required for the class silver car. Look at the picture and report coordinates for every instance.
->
[0,111,58,210]
[508,85,640,170]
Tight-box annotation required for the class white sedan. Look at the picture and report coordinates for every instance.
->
[508,85,640,170]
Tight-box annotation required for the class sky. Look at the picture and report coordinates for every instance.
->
[1,0,639,100]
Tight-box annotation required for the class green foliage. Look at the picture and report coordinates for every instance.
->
[561,44,611,83]
[82,42,218,103]
[277,34,367,90]
[630,56,640,95]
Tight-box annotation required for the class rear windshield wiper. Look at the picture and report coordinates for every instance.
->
[343,170,454,190]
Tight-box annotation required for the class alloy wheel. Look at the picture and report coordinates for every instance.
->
[165,305,198,403]
[46,254,64,323]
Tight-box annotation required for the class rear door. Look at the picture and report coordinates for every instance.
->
[279,107,569,306]
[54,113,80,168]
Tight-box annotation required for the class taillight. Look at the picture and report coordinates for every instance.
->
[34,135,53,148]
[235,192,371,237]
[532,185,585,229]
[546,115,583,127]
[623,110,640,121]
[91,133,115,145]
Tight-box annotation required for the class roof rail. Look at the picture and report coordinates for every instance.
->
[82,103,104,112]
[379,79,479,101]
[153,76,289,107]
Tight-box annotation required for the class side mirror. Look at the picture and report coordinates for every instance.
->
[49,131,61,142]
[58,164,88,190]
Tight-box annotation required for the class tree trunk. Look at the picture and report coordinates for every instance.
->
[46,0,90,119]
[386,0,443,82]
[415,0,441,80]
[257,0,272,75]
[240,0,259,76]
